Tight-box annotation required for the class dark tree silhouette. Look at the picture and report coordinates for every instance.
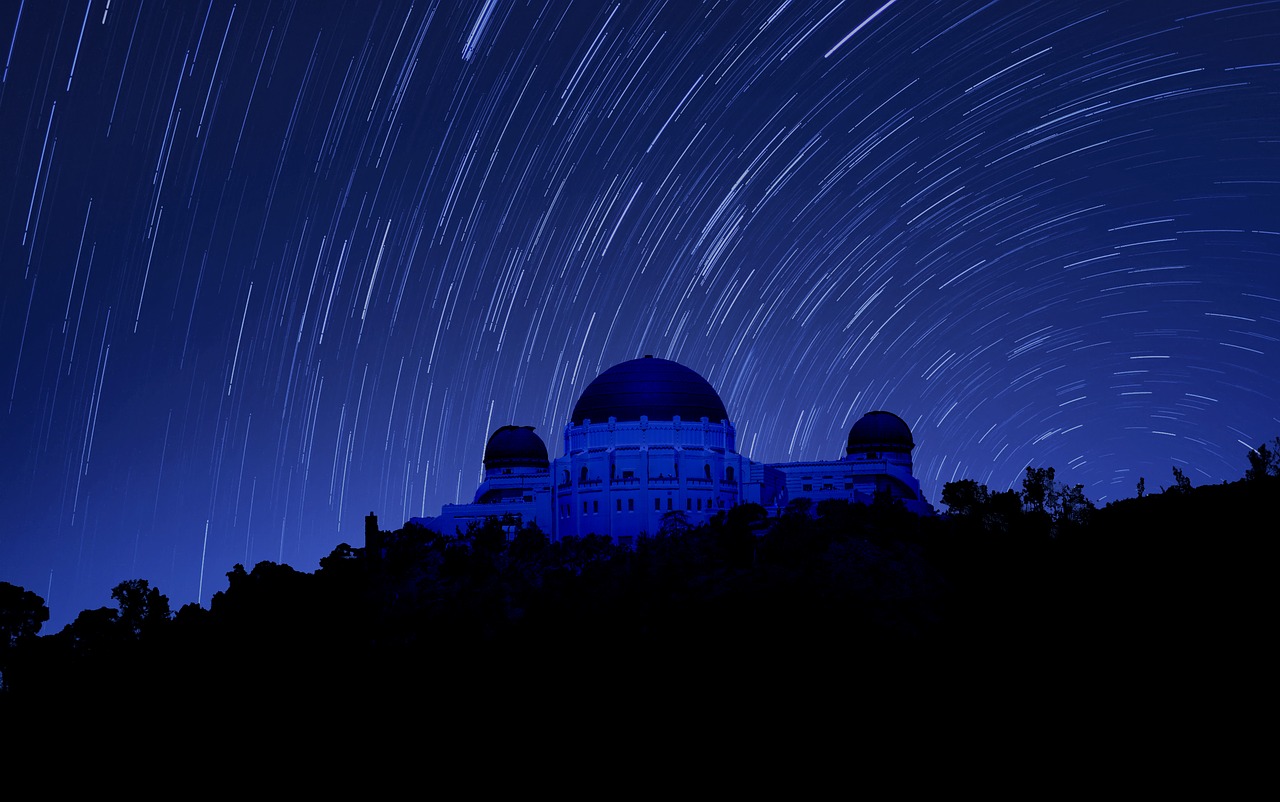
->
[60,607,122,657]
[783,497,814,519]
[983,489,1023,533]
[711,502,766,567]
[941,479,989,518]
[12,444,1277,723]
[1021,466,1057,515]
[1245,437,1280,481]
[0,583,48,651]
[0,583,49,690]
[110,579,172,638]
[509,521,550,565]
[658,509,692,538]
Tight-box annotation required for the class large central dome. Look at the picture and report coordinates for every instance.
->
[571,356,729,425]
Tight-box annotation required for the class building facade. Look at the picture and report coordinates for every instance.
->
[416,356,932,541]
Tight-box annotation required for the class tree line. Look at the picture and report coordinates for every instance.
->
[3,437,1276,717]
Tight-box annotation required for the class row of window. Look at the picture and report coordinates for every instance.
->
[571,466,737,483]
[559,496,727,516]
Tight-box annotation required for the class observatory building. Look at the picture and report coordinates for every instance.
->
[417,356,932,543]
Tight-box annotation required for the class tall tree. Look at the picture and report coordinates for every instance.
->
[1245,438,1280,481]
[1021,467,1057,515]
[111,579,172,638]
[1056,483,1095,531]
[1169,466,1192,495]
[0,582,49,688]
[0,583,48,651]
[941,479,989,518]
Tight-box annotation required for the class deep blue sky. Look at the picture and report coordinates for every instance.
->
[2,0,1277,629]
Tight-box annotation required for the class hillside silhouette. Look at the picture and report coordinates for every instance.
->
[3,444,1275,725]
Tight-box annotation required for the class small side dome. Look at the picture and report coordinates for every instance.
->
[570,356,729,425]
[847,411,914,455]
[483,426,549,470]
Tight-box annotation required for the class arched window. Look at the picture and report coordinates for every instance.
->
[726,466,735,482]
[580,466,589,483]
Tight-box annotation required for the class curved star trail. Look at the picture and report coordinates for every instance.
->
[2,1,1277,627]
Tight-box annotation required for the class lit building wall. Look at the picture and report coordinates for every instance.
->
[551,415,753,543]
[413,359,933,541]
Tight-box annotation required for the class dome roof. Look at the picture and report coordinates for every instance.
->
[847,411,914,454]
[483,426,549,470]
[571,356,729,425]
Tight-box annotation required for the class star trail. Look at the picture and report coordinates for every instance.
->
[2,0,1277,627]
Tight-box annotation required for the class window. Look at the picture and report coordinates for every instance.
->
[628,499,634,511]
[616,499,622,512]
[667,499,673,511]
[697,498,702,510]
[583,502,588,513]
[593,500,599,513]
[687,499,692,511]
[726,466,734,482]
[803,484,812,491]
[580,466,589,482]
[622,470,634,479]
[655,499,660,511]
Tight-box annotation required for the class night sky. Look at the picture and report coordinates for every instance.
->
[3,0,1277,629]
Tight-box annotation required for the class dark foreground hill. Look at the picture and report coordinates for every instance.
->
[2,475,1272,729]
